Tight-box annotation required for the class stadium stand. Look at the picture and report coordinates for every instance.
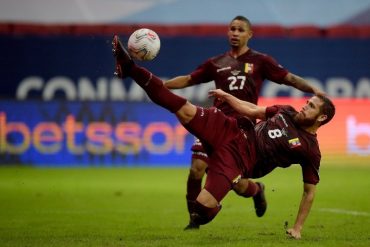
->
[326,25,358,38]
[11,23,72,36]
[356,25,370,38]
[0,22,369,38]
[288,25,323,38]
[252,25,287,37]
[0,22,11,34]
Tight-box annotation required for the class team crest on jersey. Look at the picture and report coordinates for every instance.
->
[244,63,254,74]
[288,138,301,148]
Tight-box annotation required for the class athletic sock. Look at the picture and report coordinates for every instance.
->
[186,177,202,201]
[191,200,222,225]
[186,177,202,214]
[129,65,187,113]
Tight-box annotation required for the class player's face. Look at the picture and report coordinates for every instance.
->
[294,96,324,127]
[228,20,252,48]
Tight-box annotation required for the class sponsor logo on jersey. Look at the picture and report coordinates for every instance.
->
[288,137,301,148]
[217,66,231,72]
[244,63,254,74]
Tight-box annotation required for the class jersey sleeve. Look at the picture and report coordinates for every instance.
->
[261,55,289,83]
[300,138,321,185]
[301,159,320,185]
[265,105,279,118]
[265,105,298,119]
[189,59,213,85]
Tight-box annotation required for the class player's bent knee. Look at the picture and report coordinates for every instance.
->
[191,200,222,225]
[232,179,248,195]
[175,102,196,124]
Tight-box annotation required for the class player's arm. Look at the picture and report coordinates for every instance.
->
[286,183,316,239]
[164,75,193,89]
[283,73,326,96]
[209,89,266,120]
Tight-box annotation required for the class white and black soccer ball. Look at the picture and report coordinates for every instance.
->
[127,28,161,61]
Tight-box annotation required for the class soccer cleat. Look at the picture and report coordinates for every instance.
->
[112,34,133,78]
[184,213,200,230]
[184,222,200,230]
[253,182,267,217]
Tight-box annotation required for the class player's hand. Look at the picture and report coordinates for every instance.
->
[286,228,301,240]
[208,89,228,100]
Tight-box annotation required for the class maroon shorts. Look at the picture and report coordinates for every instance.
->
[190,138,209,163]
[184,107,257,184]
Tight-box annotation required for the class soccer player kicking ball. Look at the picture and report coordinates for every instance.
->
[164,16,326,230]
[112,35,335,239]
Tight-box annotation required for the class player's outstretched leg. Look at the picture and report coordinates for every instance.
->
[253,182,267,217]
[112,35,187,114]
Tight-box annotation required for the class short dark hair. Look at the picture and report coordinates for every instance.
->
[231,15,252,29]
[317,95,335,126]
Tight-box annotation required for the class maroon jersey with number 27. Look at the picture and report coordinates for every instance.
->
[190,49,289,116]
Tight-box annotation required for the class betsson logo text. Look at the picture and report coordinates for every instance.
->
[347,116,370,156]
[1,113,369,156]
[15,76,370,101]
[0,113,190,155]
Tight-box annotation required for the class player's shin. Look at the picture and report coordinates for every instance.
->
[186,177,202,213]
[130,65,187,113]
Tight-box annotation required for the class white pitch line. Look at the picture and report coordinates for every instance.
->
[317,208,370,217]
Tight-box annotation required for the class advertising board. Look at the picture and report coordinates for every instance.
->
[1,98,368,166]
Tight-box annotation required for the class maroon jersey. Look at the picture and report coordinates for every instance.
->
[251,105,321,184]
[190,49,289,116]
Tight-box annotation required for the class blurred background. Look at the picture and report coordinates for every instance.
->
[0,0,369,166]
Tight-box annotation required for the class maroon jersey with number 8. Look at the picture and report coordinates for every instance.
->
[251,105,321,185]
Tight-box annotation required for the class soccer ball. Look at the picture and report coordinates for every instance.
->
[127,28,161,61]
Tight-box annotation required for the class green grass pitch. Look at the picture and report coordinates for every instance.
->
[0,163,369,247]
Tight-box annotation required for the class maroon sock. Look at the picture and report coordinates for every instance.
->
[129,65,187,113]
[191,200,222,225]
[239,180,260,198]
[186,177,202,201]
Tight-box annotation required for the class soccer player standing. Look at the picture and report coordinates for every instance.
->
[164,15,325,229]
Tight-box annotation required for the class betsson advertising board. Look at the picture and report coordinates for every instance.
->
[0,98,368,166]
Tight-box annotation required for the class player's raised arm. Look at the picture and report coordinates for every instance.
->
[164,75,193,89]
[283,72,326,97]
[209,89,266,120]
